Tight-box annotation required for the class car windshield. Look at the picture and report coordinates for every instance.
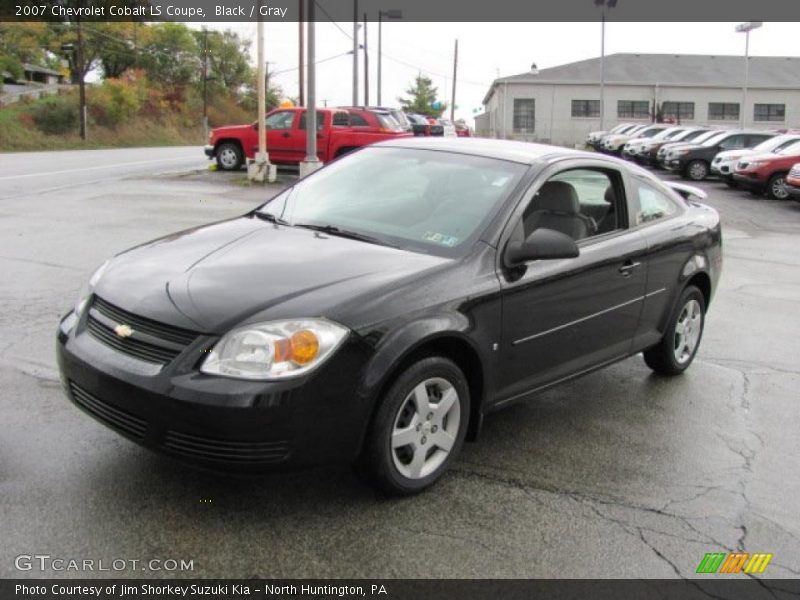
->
[776,140,800,156]
[662,129,685,140]
[679,129,709,142]
[639,128,665,138]
[685,129,720,144]
[257,147,526,257]
[761,136,800,153]
[701,132,733,147]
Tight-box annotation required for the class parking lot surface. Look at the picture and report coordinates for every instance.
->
[1,148,798,579]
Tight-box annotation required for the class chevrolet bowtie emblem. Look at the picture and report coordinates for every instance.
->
[114,324,134,338]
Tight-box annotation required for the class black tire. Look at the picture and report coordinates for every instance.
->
[643,285,706,376]
[359,356,470,495]
[684,160,709,181]
[766,173,790,200]
[724,178,739,189]
[215,142,243,171]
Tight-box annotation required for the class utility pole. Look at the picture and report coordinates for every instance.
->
[77,18,87,140]
[736,22,762,129]
[202,28,209,138]
[298,0,304,106]
[248,0,276,183]
[377,9,401,106]
[300,0,322,177]
[450,39,458,122]
[595,0,617,131]
[363,13,369,106]
[352,0,358,105]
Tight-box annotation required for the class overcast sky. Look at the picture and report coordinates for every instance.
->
[208,21,800,124]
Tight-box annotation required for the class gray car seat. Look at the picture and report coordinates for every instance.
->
[523,181,596,240]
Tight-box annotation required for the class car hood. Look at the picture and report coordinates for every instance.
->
[212,123,253,136]
[746,151,800,163]
[93,217,450,334]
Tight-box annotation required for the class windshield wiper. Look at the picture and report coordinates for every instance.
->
[293,223,394,247]
[254,211,290,226]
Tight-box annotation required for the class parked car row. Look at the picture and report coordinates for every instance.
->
[206,106,472,170]
[590,122,800,199]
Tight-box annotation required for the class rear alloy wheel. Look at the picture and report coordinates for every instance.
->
[643,285,706,376]
[215,142,243,171]
[767,173,789,200]
[685,160,709,181]
[360,357,469,495]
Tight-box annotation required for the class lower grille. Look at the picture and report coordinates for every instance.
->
[163,430,290,464]
[69,381,147,439]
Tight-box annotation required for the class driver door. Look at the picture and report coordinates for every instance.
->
[494,162,649,407]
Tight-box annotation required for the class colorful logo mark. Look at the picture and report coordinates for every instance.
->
[696,552,772,574]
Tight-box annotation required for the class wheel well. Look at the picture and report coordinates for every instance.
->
[335,146,359,158]
[371,336,485,444]
[687,271,711,309]
[214,138,243,154]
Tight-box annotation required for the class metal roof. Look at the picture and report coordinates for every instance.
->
[484,53,800,104]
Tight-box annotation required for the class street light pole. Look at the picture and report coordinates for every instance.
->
[300,0,322,177]
[736,22,762,129]
[248,0,276,183]
[377,9,401,106]
[363,13,369,106]
[595,0,616,132]
[352,0,358,105]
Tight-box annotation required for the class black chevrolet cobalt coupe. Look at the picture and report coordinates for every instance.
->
[57,138,722,494]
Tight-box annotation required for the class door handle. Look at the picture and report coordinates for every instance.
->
[282,132,291,138]
[619,260,641,277]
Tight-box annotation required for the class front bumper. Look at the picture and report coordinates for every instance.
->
[785,183,800,200]
[56,309,373,471]
[204,145,215,159]
[664,158,687,172]
[732,172,766,190]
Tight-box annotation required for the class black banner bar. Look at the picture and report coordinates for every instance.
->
[3,579,800,600]
[3,0,800,22]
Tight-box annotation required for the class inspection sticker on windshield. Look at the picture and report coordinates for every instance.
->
[423,231,459,247]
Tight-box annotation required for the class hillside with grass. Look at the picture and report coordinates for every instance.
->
[0,21,282,152]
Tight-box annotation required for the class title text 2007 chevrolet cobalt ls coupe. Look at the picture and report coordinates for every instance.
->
[57,138,722,494]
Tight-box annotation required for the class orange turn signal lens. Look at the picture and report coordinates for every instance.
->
[289,330,319,365]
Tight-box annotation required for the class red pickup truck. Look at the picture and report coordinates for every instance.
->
[204,107,411,170]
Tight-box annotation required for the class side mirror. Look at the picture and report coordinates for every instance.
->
[504,228,579,267]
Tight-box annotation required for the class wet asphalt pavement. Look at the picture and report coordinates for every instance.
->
[0,147,798,580]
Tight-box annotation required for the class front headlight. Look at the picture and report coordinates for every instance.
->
[675,149,690,156]
[201,318,349,380]
[75,260,110,316]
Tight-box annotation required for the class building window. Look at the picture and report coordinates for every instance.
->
[662,101,695,121]
[708,102,740,121]
[617,101,650,119]
[754,103,785,122]
[571,100,600,118]
[513,99,535,132]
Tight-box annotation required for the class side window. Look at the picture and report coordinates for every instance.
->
[719,135,746,150]
[521,168,625,242]
[332,112,350,127]
[748,134,771,147]
[265,111,294,130]
[299,112,325,130]
[634,181,679,225]
[349,113,370,127]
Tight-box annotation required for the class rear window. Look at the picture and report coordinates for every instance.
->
[376,114,402,130]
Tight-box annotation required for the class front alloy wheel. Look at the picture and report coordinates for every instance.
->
[360,357,469,495]
[767,173,789,200]
[391,378,460,480]
[216,142,243,171]
[686,160,709,181]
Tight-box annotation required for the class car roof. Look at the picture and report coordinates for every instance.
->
[373,137,609,165]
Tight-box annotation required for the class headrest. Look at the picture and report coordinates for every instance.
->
[604,184,616,205]
[534,181,580,214]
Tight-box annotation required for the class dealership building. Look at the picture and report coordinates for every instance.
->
[476,53,800,146]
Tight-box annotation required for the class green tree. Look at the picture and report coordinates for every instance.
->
[0,22,52,87]
[139,23,198,89]
[194,28,252,93]
[398,75,445,117]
